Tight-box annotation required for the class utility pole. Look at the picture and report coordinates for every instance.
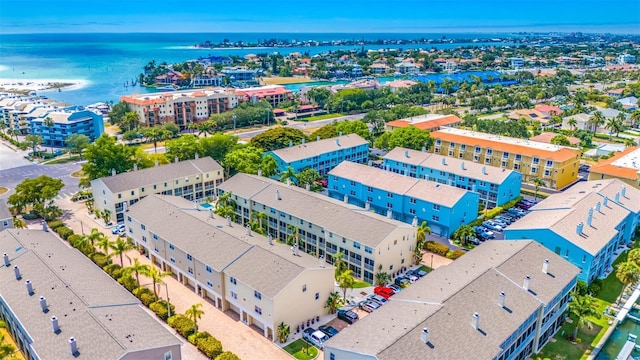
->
[233,113,237,130]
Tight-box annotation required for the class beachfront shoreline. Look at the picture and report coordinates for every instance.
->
[0,78,89,93]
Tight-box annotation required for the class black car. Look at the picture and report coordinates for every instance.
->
[337,309,359,324]
[319,325,339,338]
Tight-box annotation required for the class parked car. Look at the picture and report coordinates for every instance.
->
[508,208,526,217]
[388,284,403,294]
[302,328,329,349]
[469,237,481,245]
[367,294,388,306]
[359,300,380,313]
[111,224,125,234]
[318,325,339,338]
[483,221,503,232]
[316,179,328,188]
[474,226,494,237]
[491,218,509,228]
[374,286,395,299]
[495,215,514,224]
[410,268,428,278]
[394,276,410,288]
[337,309,358,324]
[477,232,491,241]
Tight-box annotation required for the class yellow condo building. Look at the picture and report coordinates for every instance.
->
[589,146,640,189]
[428,128,582,190]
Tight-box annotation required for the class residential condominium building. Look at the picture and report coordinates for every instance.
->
[120,88,238,129]
[218,174,417,284]
[588,146,640,189]
[383,147,522,209]
[125,194,334,342]
[0,229,182,360]
[429,127,582,190]
[328,161,479,238]
[0,93,104,144]
[385,114,462,132]
[324,240,580,360]
[267,134,369,177]
[91,156,224,224]
[505,179,640,284]
[235,85,292,107]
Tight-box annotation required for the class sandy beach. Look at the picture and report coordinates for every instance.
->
[0,78,89,92]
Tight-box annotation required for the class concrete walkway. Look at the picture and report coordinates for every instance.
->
[55,198,290,360]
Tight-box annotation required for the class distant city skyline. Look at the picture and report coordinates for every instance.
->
[1,0,639,34]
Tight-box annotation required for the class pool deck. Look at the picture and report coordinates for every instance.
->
[590,284,640,359]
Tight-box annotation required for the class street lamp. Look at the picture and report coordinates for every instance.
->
[144,282,171,318]
[430,254,434,271]
[232,113,237,130]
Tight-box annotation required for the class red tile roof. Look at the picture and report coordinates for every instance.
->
[387,115,462,131]
[534,105,562,116]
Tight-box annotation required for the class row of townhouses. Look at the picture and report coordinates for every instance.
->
[0,93,104,146]
[91,156,224,224]
[125,194,335,342]
[0,229,183,360]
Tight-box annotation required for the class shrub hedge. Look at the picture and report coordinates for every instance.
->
[54,226,74,240]
[103,264,123,279]
[118,275,138,292]
[90,252,111,267]
[150,300,175,321]
[168,314,196,338]
[196,334,223,359]
[447,249,467,260]
[47,220,64,230]
[215,352,241,360]
[425,241,449,256]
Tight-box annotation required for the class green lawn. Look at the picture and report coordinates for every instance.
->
[537,318,602,360]
[298,113,344,122]
[44,155,81,165]
[283,339,319,360]
[352,280,371,289]
[598,255,628,303]
[419,265,433,273]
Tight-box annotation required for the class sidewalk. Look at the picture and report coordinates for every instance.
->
[55,198,290,360]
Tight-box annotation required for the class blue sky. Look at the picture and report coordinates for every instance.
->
[1,0,639,34]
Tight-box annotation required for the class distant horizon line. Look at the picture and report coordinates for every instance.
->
[4,30,640,36]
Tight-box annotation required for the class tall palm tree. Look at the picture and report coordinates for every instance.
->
[87,228,104,247]
[452,225,475,246]
[123,258,150,287]
[616,261,640,304]
[567,117,577,133]
[568,293,600,339]
[532,178,545,202]
[337,269,356,302]
[122,112,140,132]
[197,121,214,137]
[97,236,112,256]
[279,166,298,185]
[416,221,431,247]
[251,211,268,230]
[109,238,134,266]
[144,266,172,298]
[277,322,291,343]
[332,251,347,280]
[143,126,171,153]
[185,303,204,333]
[588,111,605,134]
[630,110,640,129]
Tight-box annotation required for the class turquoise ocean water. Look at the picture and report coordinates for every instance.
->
[0,33,510,106]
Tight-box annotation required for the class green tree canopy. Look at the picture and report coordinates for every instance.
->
[65,134,90,158]
[8,175,64,216]
[82,134,135,180]
[249,127,307,151]
[165,135,200,161]
[550,134,571,146]
[310,124,338,140]
[24,134,43,155]
[108,101,130,125]
[223,145,264,175]
[335,120,371,141]
[374,126,433,151]
[199,133,239,163]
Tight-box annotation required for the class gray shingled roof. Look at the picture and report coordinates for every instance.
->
[128,195,330,297]
[0,200,11,220]
[218,174,414,248]
[384,147,518,184]
[508,191,630,256]
[269,134,368,164]
[329,161,470,208]
[325,241,579,359]
[572,179,640,213]
[0,229,181,360]
[94,157,222,193]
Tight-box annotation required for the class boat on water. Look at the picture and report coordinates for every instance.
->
[156,85,178,91]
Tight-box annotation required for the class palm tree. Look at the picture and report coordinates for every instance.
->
[97,236,112,256]
[332,251,347,280]
[123,258,150,287]
[43,116,54,151]
[324,291,343,314]
[416,221,431,246]
[532,178,545,202]
[277,322,291,343]
[99,209,112,225]
[616,261,640,304]
[375,270,391,286]
[588,111,605,134]
[121,112,140,132]
[568,293,600,339]
[606,114,627,137]
[250,211,268,232]
[144,126,171,153]
[144,266,172,298]
[567,117,577,133]
[452,225,475,246]
[630,110,640,129]
[628,249,640,267]
[109,238,134,266]
[197,121,214,137]
[185,303,204,333]
[279,166,298,185]
[337,270,356,302]
[87,228,103,247]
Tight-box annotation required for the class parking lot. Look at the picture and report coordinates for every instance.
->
[473,199,535,243]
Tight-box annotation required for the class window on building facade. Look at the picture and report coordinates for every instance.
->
[230,277,237,285]
[255,306,262,315]
[432,215,440,221]
[254,290,262,300]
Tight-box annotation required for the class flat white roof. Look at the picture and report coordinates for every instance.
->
[611,147,640,170]
[437,127,574,152]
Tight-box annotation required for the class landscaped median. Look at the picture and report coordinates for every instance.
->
[45,220,241,360]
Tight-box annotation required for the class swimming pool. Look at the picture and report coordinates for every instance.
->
[596,317,640,360]
[200,203,213,209]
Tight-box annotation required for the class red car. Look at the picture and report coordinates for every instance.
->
[316,179,328,188]
[374,286,395,299]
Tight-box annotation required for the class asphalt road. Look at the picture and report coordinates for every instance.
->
[0,139,81,201]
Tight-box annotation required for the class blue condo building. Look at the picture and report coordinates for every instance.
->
[328,161,480,237]
[267,134,369,177]
[505,179,640,284]
[30,108,104,146]
[383,147,522,209]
